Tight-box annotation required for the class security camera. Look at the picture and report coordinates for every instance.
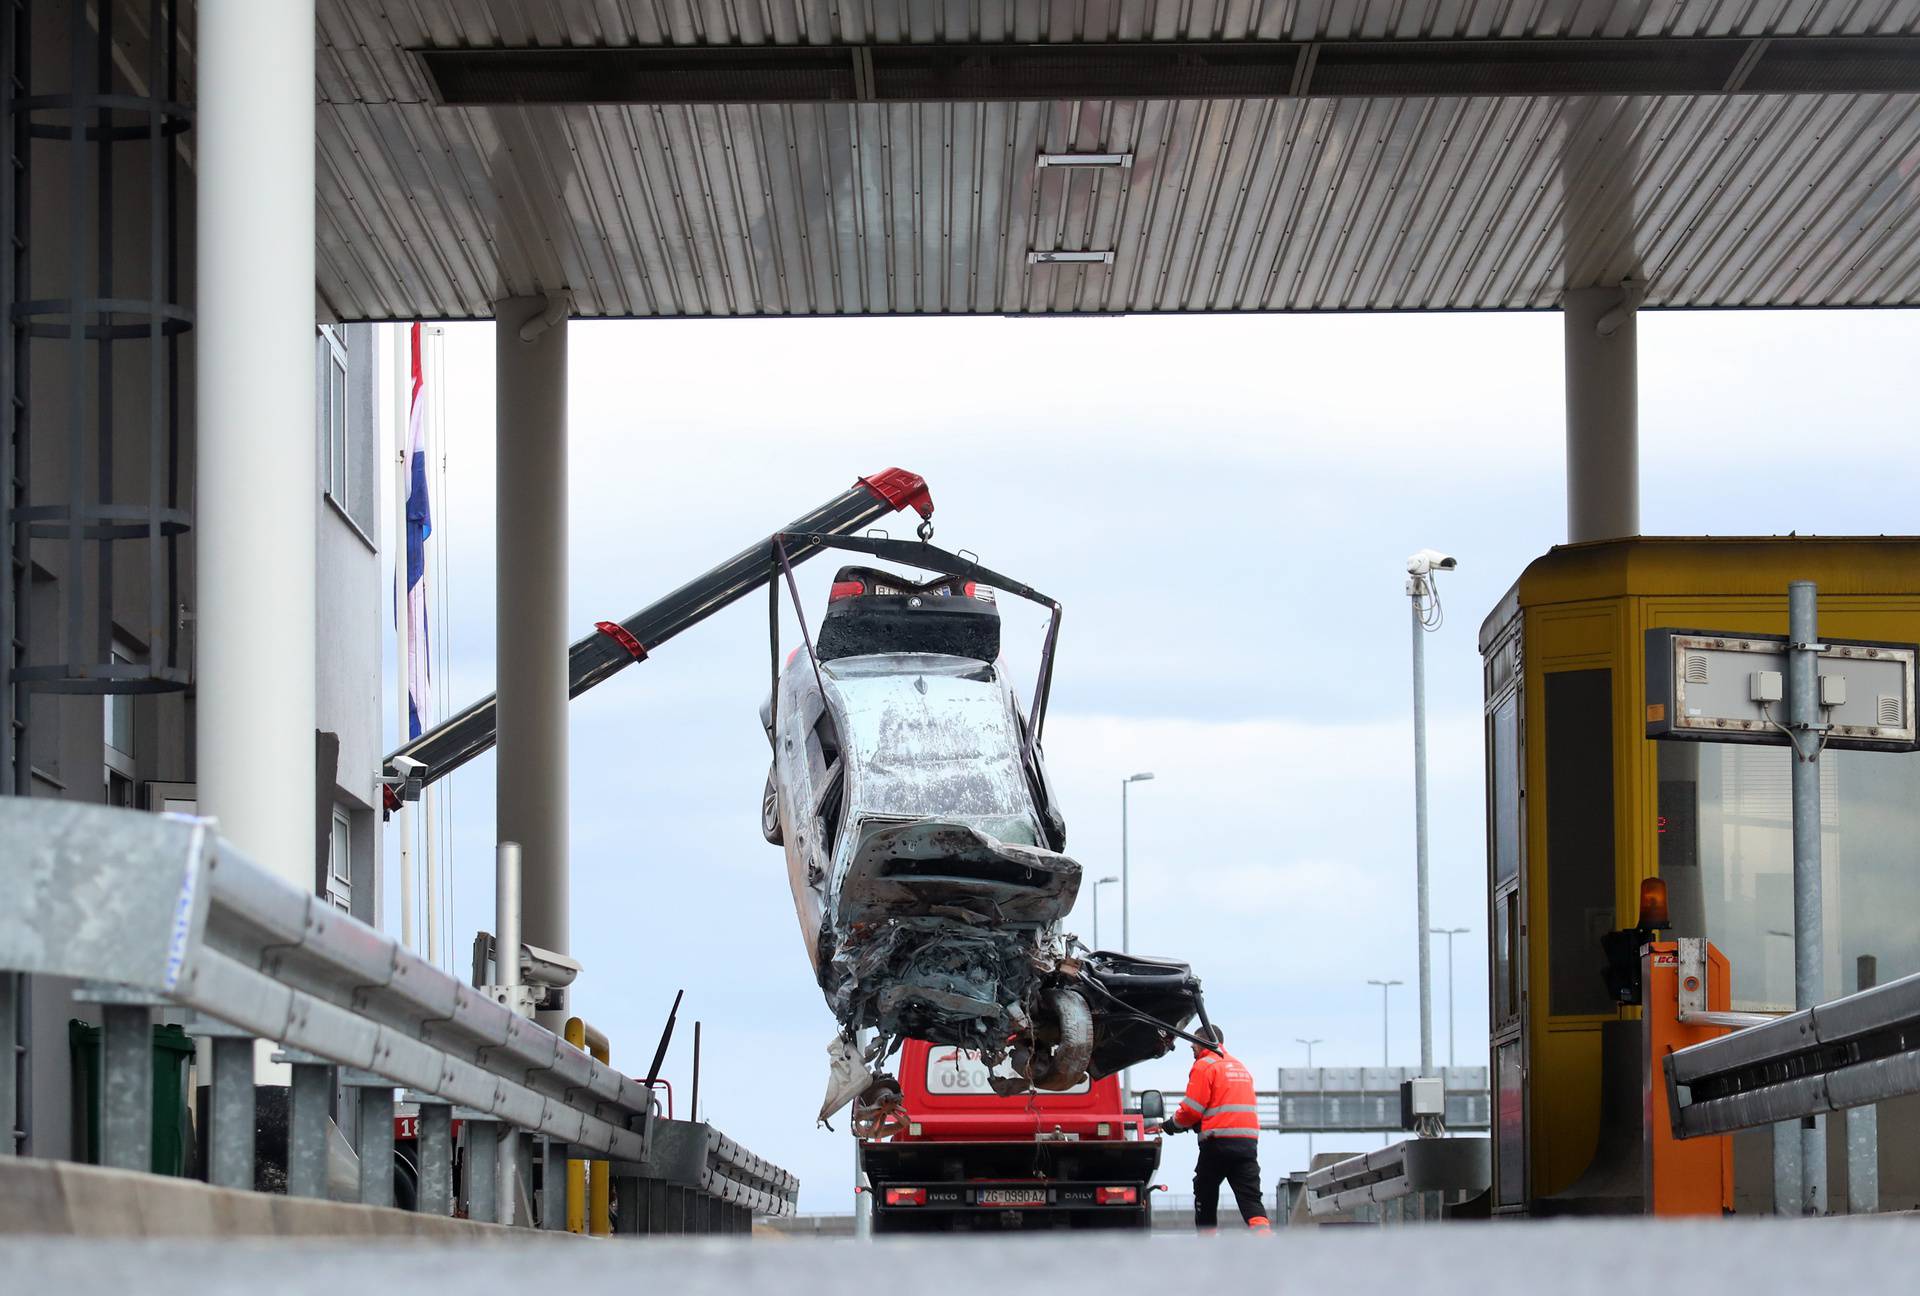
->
[390,755,424,776]
[1407,549,1458,577]
[518,942,582,989]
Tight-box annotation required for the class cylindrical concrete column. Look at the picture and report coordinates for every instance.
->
[494,297,569,1005]
[1562,285,1640,544]
[196,1,315,886]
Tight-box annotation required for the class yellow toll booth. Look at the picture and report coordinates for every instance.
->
[1478,537,1920,1216]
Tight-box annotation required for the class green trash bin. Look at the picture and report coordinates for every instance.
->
[69,1019,197,1177]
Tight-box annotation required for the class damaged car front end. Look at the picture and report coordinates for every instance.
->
[759,536,1208,1122]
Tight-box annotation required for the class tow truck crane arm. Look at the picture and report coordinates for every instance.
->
[380,469,934,813]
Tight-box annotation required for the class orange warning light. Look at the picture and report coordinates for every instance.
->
[1638,877,1670,930]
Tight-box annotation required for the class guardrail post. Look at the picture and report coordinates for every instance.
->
[539,1137,565,1230]
[463,1116,501,1223]
[205,1027,256,1190]
[87,991,156,1172]
[416,1099,454,1216]
[0,975,17,1156]
[343,1070,396,1208]
[1846,955,1880,1213]
[278,1049,335,1200]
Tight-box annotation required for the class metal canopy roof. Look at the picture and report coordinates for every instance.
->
[315,1,1920,321]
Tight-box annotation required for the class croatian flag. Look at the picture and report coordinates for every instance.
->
[403,323,433,739]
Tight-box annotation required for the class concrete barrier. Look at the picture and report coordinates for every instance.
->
[0,1158,580,1240]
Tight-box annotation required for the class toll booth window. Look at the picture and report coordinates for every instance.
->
[1544,670,1616,1017]
[1657,741,1920,1012]
[1491,694,1520,888]
[1494,1041,1523,1207]
[1493,893,1520,1027]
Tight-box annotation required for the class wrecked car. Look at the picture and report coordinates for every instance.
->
[757,534,1209,1122]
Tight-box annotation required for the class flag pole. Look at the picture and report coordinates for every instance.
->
[421,327,442,970]
[393,322,415,950]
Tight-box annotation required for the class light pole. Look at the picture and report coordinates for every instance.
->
[1119,772,1153,1099]
[1431,927,1470,1069]
[1092,875,1119,950]
[1120,772,1154,958]
[1367,979,1403,1067]
[1296,1039,1324,1161]
[1406,549,1456,1076]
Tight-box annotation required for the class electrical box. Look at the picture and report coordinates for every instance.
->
[1645,629,1918,751]
[1399,1075,1445,1130]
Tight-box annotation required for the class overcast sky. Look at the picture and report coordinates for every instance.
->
[376,307,1920,1211]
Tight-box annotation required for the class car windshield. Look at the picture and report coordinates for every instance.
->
[826,656,1037,833]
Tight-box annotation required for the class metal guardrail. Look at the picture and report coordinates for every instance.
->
[1257,1067,1490,1133]
[0,800,799,1226]
[634,1119,801,1217]
[1303,1137,1490,1218]
[1666,967,1920,1139]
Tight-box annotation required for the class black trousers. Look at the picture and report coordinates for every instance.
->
[1193,1137,1267,1228]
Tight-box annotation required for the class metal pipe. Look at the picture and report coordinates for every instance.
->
[1410,588,1433,1075]
[394,324,415,951]
[196,0,316,890]
[517,292,570,343]
[1368,979,1402,1067]
[1788,580,1827,1215]
[1119,772,1153,1098]
[691,1020,702,1125]
[1561,285,1640,543]
[565,1017,613,1236]
[497,840,522,1000]
[494,298,569,1028]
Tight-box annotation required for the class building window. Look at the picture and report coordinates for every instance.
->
[327,807,353,913]
[1657,741,1919,1012]
[103,639,140,807]
[1544,668,1616,1017]
[320,325,351,517]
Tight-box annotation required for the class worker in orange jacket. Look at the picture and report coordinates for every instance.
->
[1159,1025,1270,1231]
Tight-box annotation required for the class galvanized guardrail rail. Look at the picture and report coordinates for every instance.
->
[0,800,797,1231]
[1303,1137,1490,1221]
[1665,967,1920,1139]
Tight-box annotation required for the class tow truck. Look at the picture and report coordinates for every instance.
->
[859,1038,1167,1232]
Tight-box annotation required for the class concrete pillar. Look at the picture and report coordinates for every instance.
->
[494,297,570,1012]
[195,2,316,886]
[1561,284,1640,543]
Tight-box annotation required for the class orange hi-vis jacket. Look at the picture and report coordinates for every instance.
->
[1170,1047,1261,1139]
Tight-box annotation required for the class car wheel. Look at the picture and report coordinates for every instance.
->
[761,766,783,845]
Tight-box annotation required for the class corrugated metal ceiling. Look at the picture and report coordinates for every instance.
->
[314,1,1920,319]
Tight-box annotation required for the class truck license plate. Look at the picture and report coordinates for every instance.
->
[978,1188,1046,1206]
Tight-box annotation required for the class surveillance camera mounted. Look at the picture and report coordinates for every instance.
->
[1406,548,1458,577]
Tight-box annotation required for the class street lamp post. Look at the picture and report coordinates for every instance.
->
[1430,927,1470,1069]
[1120,773,1153,1099]
[1406,550,1456,1076]
[1367,979,1403,1067]
[1120,772,1154,958]
[1092,875,1120,951]
[1296,1038,1324,1161]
